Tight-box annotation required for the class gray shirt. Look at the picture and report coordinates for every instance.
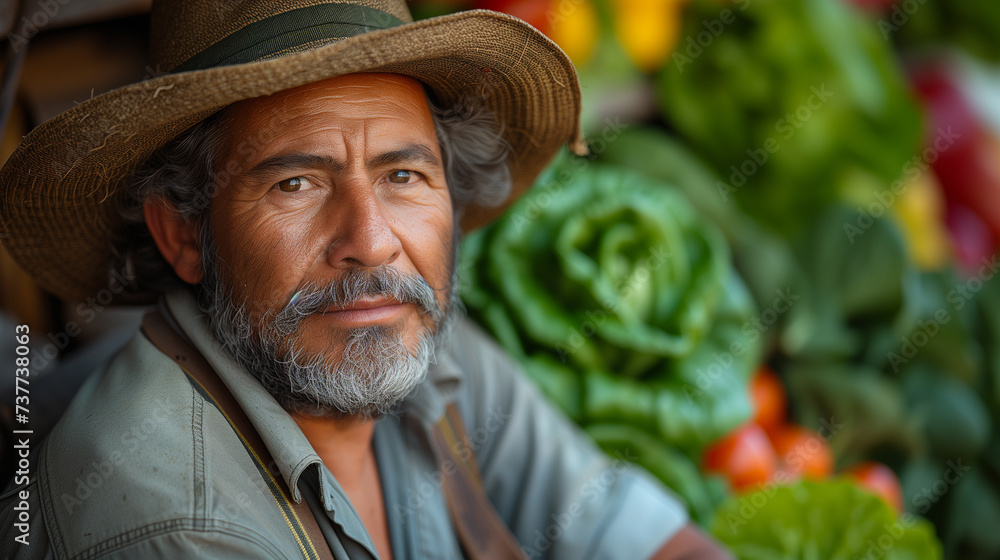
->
[1,289,687,558]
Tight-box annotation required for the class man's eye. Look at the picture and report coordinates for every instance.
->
[388,170,414,184]
[275,177,309,192]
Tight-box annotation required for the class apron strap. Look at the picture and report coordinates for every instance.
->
[142,310,334,560]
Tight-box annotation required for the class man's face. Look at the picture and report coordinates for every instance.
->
[202,73,455,417]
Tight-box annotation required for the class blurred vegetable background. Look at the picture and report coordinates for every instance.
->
[416,0,1000,557]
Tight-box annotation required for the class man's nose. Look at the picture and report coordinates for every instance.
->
[324,177,402,269]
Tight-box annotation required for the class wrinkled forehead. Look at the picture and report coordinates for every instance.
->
[211,73,440,168]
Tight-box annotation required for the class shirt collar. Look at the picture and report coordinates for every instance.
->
[162,288,464,501]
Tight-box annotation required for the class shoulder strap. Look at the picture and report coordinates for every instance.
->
[431,405,527,560]
[141,310,334,560]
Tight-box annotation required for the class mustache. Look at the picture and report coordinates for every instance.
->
[267,266,444,336]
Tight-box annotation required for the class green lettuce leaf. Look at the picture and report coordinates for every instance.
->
[711,480,943,560]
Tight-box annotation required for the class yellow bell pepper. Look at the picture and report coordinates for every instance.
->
[890,170,952,271]
[614,0,688,72]
[548,0,600,66]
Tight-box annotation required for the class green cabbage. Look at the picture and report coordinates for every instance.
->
[459,159,761,453]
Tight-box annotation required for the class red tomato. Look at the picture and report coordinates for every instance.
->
[476,0,552,34]
[771,425,834,480]
[703,424,778,492]
[749,366,786,434]
[846,462,904,513]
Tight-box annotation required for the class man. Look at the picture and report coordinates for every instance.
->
[0,1,732,558]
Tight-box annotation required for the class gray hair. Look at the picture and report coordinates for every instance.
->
[113,94,512,296]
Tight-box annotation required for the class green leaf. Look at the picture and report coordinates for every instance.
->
[901,365,990,461]
[656,0,922,238]
[711,480,943,560]
[586,423,724,526]
[783,362,920,463]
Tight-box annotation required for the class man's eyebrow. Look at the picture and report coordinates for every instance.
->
[245,153,346,178]
[242,145,441,179]
[367,144,442,170]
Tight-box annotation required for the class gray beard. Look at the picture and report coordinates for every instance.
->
[198,235,455,420]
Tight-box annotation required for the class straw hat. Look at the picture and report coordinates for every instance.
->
[0,0,584,303]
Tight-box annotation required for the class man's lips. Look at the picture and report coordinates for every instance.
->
[318,297,412,324]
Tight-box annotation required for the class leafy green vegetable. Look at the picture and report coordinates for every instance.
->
[586,423,728,526]
[459,159,762,453]
[892,2,1000,64]
[901,365,990,461]
[598,127,805,351]
[593,125,998,558]
[781,205,916,361]
[774,205,990,463]
[657,0,922,238]
[754,201,998,559]
[783,361,920,465]
[711,479,942,560]
[942,469,1000,558]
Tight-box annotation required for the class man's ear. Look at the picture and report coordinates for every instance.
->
[144,198,205,284]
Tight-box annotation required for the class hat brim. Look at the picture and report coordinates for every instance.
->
[0,9,584,303]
